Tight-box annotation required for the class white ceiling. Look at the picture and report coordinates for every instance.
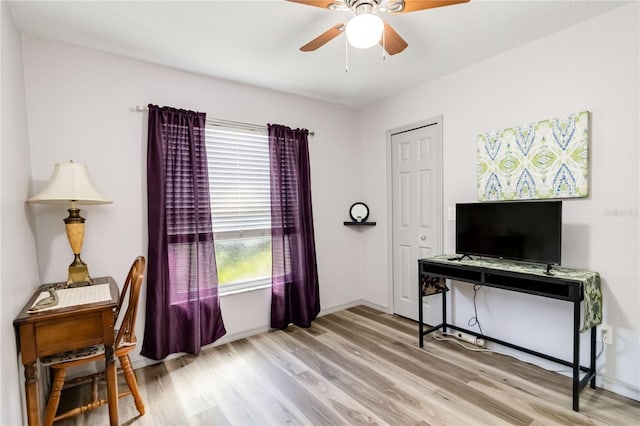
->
[7,0,628,108]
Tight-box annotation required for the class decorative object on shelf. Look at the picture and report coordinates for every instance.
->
[477,110,590,201]
[28,161,112,286]
[349,201,370,222]
[344,202,376,227]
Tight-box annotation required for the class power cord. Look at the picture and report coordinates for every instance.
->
[595,328,606,360]
[467,284,484,335]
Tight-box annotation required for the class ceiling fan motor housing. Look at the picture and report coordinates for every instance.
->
[346,0,381,9]
[341,0,405,13]
[354,2,376,16]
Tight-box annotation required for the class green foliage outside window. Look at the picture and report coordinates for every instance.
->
[215,236,271,285]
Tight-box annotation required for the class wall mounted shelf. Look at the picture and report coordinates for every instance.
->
[343,221,376,226]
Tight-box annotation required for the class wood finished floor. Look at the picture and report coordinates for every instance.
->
[56,306,640,425]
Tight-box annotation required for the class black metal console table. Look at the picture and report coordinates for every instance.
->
[418,254,602,412]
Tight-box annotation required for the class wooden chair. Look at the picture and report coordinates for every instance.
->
[41,256,146,425]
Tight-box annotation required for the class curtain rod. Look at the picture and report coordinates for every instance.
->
[135,105,314,136]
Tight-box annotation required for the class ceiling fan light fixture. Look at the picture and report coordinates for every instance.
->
[346,13,384,49]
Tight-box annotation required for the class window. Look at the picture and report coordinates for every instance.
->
[205,125,271,293]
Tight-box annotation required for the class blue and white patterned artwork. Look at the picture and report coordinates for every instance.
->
[477,111,590,201]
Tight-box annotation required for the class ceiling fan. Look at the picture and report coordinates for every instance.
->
[288,0,470,55]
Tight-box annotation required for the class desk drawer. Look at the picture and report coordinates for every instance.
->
[35,312,106,357]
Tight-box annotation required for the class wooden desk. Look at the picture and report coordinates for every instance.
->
[13,276,119,426]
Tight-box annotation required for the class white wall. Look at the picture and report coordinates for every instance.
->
[359,3,639,400]
[1,3,42,425]
[20,37,363,369]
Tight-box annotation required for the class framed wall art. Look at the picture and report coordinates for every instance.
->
[477,110,590,201]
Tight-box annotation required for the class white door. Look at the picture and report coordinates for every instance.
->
[391,122,442,321]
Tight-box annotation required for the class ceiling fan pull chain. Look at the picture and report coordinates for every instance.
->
[345,34,349,73]
[382,25,386,61]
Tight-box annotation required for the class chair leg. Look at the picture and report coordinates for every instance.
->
[119,355,145,415]
[44,368,66,426]
[91,373,99,403]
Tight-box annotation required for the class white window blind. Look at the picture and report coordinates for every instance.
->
[205,127,271,234]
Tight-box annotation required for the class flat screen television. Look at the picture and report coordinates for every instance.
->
[455,200,562,265]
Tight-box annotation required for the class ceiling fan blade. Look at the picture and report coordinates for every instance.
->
[300,23,345,52]
[392,0,470,14]
[381,21,408,55]
[287,0,341,9]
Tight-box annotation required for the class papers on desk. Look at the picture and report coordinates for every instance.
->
[28,284,111,313]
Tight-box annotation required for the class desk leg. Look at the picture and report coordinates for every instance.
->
[590,326,597,389]
[419,283,424,348]
[572,300,580,412]
[24,362,40,426]
[19,323,41,426]
[105,345,118,425]
[442,289,447,334]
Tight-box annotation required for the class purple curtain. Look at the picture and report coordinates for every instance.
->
[268,124,320,329]
[142,105,226,360]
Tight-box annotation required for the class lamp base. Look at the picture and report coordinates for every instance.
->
[64,208,94,287]
[66,255,93,287]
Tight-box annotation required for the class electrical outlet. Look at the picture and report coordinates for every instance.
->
[601,325,613,345]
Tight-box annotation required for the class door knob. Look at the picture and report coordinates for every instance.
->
[420,236,426,241]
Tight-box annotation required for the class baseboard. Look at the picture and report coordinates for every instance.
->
[597,375,640,402]
[356,300,392,314]
[319,299,391,316]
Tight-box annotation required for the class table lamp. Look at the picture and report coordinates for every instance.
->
[28,161,112,286]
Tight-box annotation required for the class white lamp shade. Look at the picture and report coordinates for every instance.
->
[28,162,112,205]
[346,14,384,49]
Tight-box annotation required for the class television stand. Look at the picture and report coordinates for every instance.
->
[418,255,602,412]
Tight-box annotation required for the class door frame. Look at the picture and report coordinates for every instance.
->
[386,116,444,317]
